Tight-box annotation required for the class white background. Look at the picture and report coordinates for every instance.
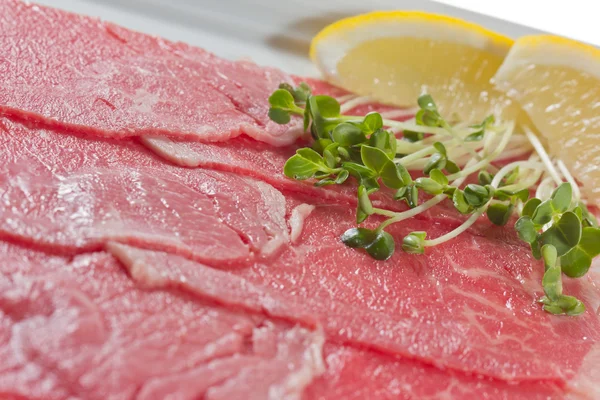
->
[36,0,598,76]
[437,0,599,46]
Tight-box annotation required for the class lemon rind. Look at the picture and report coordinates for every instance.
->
[495,34,600,84]
[310,11,514,81]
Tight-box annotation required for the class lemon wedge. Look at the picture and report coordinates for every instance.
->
[493,35,600,204]
[310,11,515,122]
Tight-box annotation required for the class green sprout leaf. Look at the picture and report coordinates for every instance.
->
[268,108,291,124]
[314,178,336,187]
[578,203,599,227]
[309,95,341,139]
[531,199,554,225]
[444,160,461,174]
[561,227,600,278]
[312,139,332,154]
[335,169,350,185]
[323,144,339,169]
[341,228,395,260]
[463,184,491,208]
[551,182,572,213]
[363,112,384,133]
[357,185,374,222]
[487,202,514,226]
[433,142,447,156]
[424,152,447,175]
[369,129,396,159]
[415,177,445,195]
[452,189,472,215]
[343,162,375,180]
[416,109,441,127]
[396,163,412,185]
[429,169,449,186]
[365,231,396,260]
[333,123,367,146]
[269,89,296,110]
[418,94,435,110]
[478,170,493,185]
[540,295,586,316]
[522,198,542,218]
[464,130,484,142]
[541,244,561,302]
[341,227,378,248]
[402,231,427,254]
[513,189,530,203]
[515,216,538,244]
[531,239,542,260]
[283,148,328,180]
[278,82,311,103]
[402,130,423,142]
[502,166,520,186]
[380,161,405,189]
[361,145,391,175]
[539,211,582,256]
[466,115,495,142]
[314,95,340,118]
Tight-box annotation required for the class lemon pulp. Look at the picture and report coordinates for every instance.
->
[336,37,514,121]
[495,64,600,201]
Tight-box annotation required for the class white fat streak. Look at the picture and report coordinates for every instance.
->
[272,326,325,400]
[288,204,316,244]
[141,136,202,167]
[567,343,600,400]
[106,242,166,288]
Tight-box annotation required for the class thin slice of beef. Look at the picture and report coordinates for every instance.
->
[304,344,564,400]
[106,222,600,388]
[0,120,290,264]
[2,117,599,389]
[0,0,304,146]
[0,241,324,400]
[1,2,599,399]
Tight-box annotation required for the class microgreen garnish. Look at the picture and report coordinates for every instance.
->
[268,82,598,316]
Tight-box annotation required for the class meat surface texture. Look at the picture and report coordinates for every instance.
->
[0,1,599,399]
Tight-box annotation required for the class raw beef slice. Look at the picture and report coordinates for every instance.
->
[0,1,600,400]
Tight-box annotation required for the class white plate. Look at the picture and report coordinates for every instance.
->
[35,0,542,76]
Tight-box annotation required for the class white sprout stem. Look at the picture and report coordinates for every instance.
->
[500,162,546,193]
[445,122,515,181]
[494,146,533,162]
[536,176,557,200]
[556,159,582,202]
[424,159,532,247]
[377,194,446,231]
[375,158,479,231]
[395,145,438,166]
[524,126,563,185]
[442,122,484,162]
[424,209,485,246]
[380,108,419,119]
[383,120,466,137]
[336,94,358,104]
[340,96,375,113]
[401,143,482,170]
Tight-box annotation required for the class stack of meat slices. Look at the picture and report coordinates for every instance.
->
[0,1,598,399]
